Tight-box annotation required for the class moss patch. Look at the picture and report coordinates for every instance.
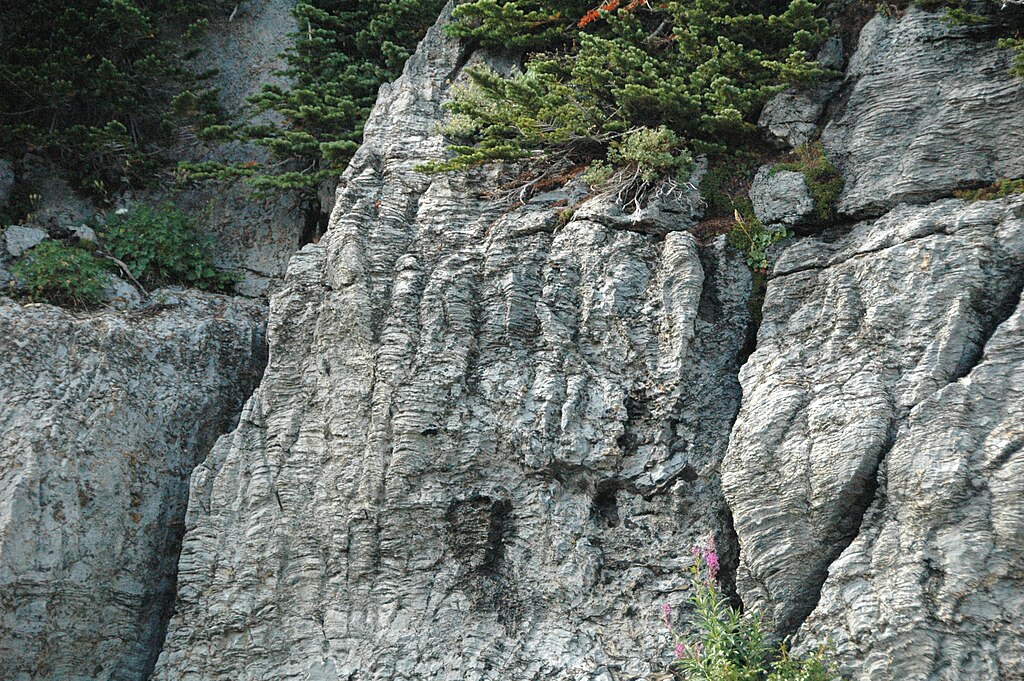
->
[954,178,1024,202]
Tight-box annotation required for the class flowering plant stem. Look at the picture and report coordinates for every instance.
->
[661,534,835,680]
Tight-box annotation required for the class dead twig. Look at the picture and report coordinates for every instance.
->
[95,252,149,297]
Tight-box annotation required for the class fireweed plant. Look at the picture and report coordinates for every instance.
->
[661,534,835,680]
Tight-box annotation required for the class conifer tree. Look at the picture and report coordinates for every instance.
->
[182,0,445,202]
[0,0,225,195]
[426,0,831,184]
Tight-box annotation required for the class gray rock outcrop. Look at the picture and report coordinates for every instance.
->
[798,285,1024,680]
[723,195,1024,637]
[1,2,1021,679]
[749,166,815,226]
[148,5,1024,681]
[152,6,754,679]
[0,294,267,680]
[822,9,1024,218]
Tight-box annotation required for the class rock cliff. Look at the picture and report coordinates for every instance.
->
[153,4,1024,680]
[0,294,266,680]
[153,6,753,678]
[2,3,1023,681]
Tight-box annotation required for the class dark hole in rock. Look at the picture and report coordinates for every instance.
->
[591,480,621,528]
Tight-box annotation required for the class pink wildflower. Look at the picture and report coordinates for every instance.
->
[661,603,672,628]
[705,550,719,579]
[674,642,687,658]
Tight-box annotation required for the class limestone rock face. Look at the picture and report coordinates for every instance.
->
[822,9,1024,218]
[0,294,266,681]
[147,5,1024,680]
[798,288,1024,680]
[758,82,840,149]
[722,195,1024,637]
[152,7,753,679]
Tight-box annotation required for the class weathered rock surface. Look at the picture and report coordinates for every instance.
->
[798,284,1024,680]
[4,226,48,258]
[822,9,1024,218]
[758,82,840,149]
[749,166,815,226]
[757,37,842,148]
[164,0,306,296]
[1,1,1019,679]
[723,194,1024,635]
[153,7,754,679]
[145,4,1024,680]
[0,294,267,681]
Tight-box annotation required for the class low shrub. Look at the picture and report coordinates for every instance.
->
[10,240,107,308]
[771,143,843,224]
[100,205,237,291]
[423,0,831,200]
[954,177,1024,202]
[662,535,836,680]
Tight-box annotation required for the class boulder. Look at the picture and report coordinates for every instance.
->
[5,225,48,257]
[749,165,816,226]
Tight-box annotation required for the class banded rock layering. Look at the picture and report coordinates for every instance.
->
[152,6,754,679]
[0,294,266,680]
[0,3,1022,681]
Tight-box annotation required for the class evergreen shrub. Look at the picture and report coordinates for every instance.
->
[424,0,832,198]
[0,0,226,195]
[182,0,446,196]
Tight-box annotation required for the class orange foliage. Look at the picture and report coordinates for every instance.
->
[577,0,646,27]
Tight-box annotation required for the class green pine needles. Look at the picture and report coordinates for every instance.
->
[0,0,226,196]
[182,0,445,195]
[423,0,831,198]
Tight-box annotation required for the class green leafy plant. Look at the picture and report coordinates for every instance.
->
[100,205,237,291]
[771,142,843,224]
[728,203,792,272]
[424,0,831,198]
[0,0,225,195]
[954,177,1024,201]
[10,240,108,308]
[662,535,836,680]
